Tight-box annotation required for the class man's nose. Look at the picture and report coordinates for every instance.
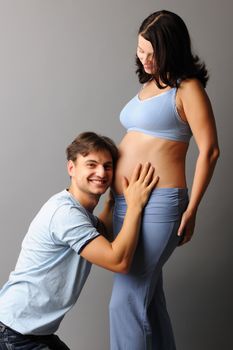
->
[95,165,106,177]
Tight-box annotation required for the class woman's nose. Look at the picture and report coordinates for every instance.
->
[142,54,150,64]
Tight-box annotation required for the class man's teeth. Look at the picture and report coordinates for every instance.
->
[90,179,105,184]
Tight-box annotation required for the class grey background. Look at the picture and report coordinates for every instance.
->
[0,0,232,349]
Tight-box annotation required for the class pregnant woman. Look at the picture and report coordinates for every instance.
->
[109,10,219,350]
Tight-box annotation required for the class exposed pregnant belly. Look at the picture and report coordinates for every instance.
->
[113,131,189,194]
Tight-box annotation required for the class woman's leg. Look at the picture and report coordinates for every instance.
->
[148,272,176,350]
[109,189,188,350]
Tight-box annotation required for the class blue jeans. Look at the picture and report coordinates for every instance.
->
[0,322,70,350]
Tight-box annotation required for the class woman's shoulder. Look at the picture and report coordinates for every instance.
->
[178,78,207,102]
[177,78,211,117]
[179,78,204,91]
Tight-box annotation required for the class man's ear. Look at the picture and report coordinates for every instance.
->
[67,160,75,177]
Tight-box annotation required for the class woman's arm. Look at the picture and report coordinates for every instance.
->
[177,79,220,245]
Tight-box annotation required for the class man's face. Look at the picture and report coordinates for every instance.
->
[68,149,113,201]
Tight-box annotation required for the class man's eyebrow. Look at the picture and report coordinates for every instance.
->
[85,160,98,163]
[84,160,113,165]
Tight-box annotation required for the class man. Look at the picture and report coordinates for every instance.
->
[0,132,158,349]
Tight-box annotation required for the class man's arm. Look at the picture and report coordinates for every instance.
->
[97,191,114,241]
[80,163,158,273]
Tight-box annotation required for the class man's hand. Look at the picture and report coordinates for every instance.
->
[123,162,159,211]
[98,189,115,241]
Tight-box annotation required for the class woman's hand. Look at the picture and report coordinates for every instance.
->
[177,209,197,246]
[122,162,159,211]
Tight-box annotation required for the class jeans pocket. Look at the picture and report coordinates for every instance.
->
[1,327,51,350]
[0,338,14,350]
[7,333,40,349]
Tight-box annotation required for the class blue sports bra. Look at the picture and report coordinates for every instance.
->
[120,87,192,143]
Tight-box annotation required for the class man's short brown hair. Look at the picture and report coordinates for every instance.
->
[66,132,118,167]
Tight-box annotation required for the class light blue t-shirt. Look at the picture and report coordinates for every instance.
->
[0,190,100,335]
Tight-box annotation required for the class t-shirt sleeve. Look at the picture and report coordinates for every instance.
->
[50,204,100,254]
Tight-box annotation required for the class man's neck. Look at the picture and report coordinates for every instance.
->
[67,187,99,213]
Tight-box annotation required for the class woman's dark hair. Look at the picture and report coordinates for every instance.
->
[66,132,118,168]
[136,10,208,88]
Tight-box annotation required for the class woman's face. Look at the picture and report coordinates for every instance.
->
[137,35,155,74]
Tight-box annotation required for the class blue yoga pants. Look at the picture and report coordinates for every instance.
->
[109,188,188,350]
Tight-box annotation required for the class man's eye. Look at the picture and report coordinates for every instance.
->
[87,163,95,168]
[104,165,113,171]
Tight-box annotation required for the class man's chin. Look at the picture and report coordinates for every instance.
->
[91,186,109,195]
